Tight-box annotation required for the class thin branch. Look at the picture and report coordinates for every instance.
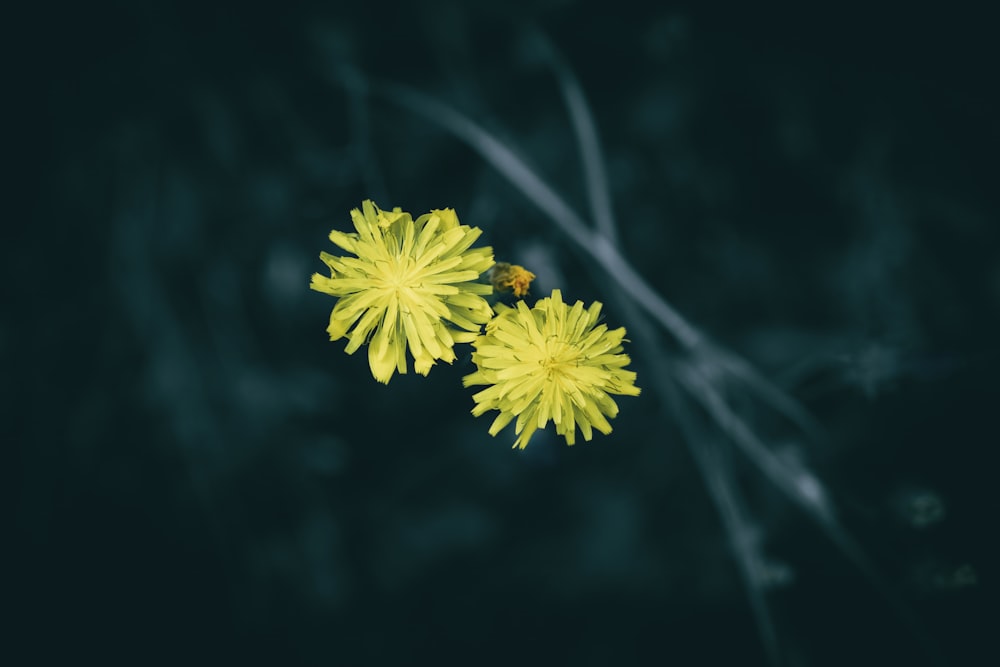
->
[527,26,620,246]
[370,79,704,350]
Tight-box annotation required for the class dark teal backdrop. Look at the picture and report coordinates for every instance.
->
[10,2,998,665]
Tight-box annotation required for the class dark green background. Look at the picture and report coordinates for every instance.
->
[11,2,998,665]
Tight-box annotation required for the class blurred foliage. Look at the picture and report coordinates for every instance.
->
[10,1,999,665]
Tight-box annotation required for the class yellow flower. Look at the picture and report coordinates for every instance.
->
[310,200,495,384]
[463,289,641,449]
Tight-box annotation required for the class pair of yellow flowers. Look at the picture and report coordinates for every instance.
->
[310,200,640,449]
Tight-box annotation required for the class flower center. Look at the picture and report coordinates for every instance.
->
[384,256,412,290]
[539,340,579,377]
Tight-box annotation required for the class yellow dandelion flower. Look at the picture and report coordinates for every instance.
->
[463,289,641,449]
[310,200,495,384]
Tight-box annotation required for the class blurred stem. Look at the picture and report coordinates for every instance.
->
[368,79,703,350]
[526,25,620,247]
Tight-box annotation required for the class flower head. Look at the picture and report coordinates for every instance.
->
[463,289,641,449]
[490,262,536,298]
[310,200,495,384]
